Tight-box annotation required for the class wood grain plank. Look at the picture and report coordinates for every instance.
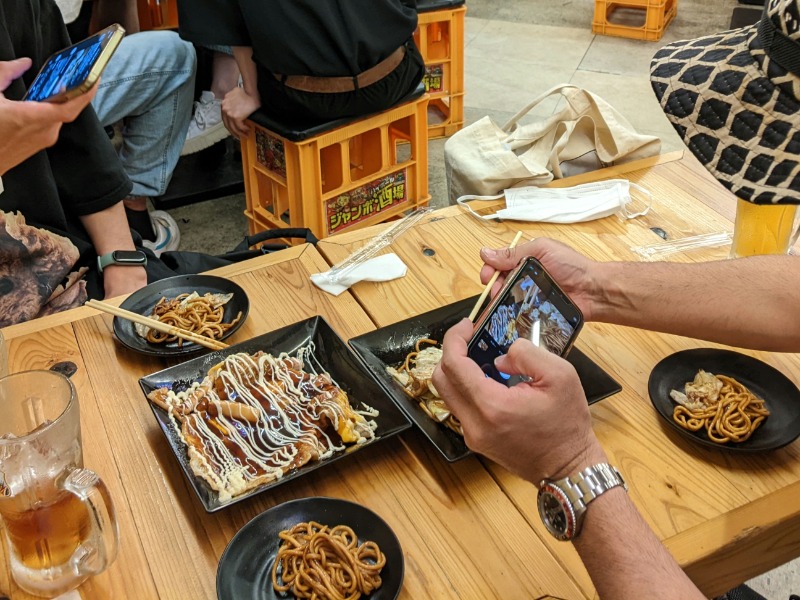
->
[317,154,800,597]
[62,247,583,599]
[0,325,159,600]
[665,480,800,597]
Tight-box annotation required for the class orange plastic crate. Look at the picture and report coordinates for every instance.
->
[414,6,466,138]
[592,0,677,41]
[241,95,431,240]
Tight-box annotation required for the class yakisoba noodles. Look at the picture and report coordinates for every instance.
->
[669,370,770,444]
[386,338,463,435]
[271,521,385,600]
[136,291,242,346]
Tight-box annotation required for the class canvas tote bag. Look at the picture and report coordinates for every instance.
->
[444,84,662,203]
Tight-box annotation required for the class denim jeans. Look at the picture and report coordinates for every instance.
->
[92,31,196,198]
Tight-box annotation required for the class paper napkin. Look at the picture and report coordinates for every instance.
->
[311,253,407,296]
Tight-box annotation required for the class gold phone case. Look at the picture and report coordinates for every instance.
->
[38,24,125,103]
[471,258,529,335]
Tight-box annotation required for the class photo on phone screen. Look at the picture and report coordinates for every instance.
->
[24,25,124,102]
[468,257,583,386]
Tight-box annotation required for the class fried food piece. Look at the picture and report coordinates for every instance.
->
[147,349,379,501]
[387,338,462,435]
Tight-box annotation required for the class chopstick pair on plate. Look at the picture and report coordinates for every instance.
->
[467,231,525,322]
[85,299,229,351]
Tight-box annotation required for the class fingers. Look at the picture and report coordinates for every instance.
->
[221,111,248,139]
[221,111,237,139]
[479,242,531,272]
[496,340,588,413]
[0,58,32,92]
[432,318,485,421]
[53,85,97,121]
[478,239,541,291]
[220,108,250,139]
[231,117,249,138]
[494,338,565,382]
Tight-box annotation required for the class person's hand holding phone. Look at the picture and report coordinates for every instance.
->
[0,58,97,175]
[480,238,601,322]
[432,318,607,485]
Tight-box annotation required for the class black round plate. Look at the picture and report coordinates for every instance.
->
[217,497,404,600]
[648,348,800,452]
[112,274,249,357]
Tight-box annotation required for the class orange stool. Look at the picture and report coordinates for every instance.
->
[415,0,466,138]
[592,0,677,41]
[241,88,430,240]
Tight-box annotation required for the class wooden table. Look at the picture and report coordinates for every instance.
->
[317,150,800,598]
[1,244,581,599]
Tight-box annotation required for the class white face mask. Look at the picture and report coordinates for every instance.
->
[457,179,651,223]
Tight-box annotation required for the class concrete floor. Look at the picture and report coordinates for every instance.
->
[165,1,799,595]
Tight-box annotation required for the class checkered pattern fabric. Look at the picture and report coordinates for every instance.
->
[650,0,800,204]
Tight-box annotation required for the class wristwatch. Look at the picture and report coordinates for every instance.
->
[537,463,627,541]
[97,250,148,273]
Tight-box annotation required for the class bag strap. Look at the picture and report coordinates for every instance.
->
[501,84,580,133]
[231,228,318,253]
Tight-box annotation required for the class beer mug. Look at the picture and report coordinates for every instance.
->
[730,197,799,258]
[0,371,118,597]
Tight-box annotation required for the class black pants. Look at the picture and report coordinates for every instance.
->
[257,38,425,125]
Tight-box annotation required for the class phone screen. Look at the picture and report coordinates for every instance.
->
[24,27,118,102]
[468,258,583,386]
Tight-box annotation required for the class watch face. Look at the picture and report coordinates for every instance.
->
[537,484,576,541]
[112,250,147,264]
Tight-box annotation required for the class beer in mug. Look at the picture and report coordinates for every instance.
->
[730,197,798,258]
[0,370,118,597]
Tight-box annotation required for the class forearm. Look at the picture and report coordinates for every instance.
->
[591,256,800,352]
[574,488,704,599]
[79,201,135,254]
[232,46,259,97]
[79,201,146,298]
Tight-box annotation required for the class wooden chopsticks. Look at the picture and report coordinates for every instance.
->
[468,231,524,322]
[85,299,229,351]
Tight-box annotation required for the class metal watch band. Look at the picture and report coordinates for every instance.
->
[556,463,627,510]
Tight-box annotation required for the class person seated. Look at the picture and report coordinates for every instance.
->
[433,1,800,595]
[0,0,149,326]
[56,0,196,256]
[175,0,426,138]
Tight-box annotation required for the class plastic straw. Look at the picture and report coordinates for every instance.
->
[631,232,732,261]
[327,208,433,283]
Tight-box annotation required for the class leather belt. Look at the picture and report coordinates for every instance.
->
[274,46,406,93]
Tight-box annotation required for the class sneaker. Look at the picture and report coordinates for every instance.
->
[142,210,181,257]
[181,91,230,156]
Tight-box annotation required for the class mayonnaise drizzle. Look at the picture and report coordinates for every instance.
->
[161,344,378,500]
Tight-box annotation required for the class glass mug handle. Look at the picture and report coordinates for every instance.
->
[61,468,119,577]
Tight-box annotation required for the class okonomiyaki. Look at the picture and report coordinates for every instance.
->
[147,347,379,501]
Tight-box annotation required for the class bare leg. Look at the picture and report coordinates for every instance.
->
[210,52,240,99]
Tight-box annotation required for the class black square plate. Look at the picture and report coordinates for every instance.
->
[349,297,623,462]
[139,316,412,512]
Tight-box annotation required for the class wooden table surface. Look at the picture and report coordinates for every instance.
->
[317,150,800,598]
[1,244,581,599]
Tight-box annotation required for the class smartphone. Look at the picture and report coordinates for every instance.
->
[467,257,584,386]
[23,24,125,103]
